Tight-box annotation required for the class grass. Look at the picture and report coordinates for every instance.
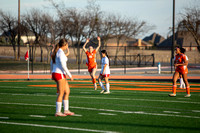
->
[0,79,200,133]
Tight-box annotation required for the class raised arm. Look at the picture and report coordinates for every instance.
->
[83,39,90,52]
[96,36,101,51]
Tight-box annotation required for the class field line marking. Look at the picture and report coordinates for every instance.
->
[29,115,46,118]
[0,121,119,133]
[0,117,9,119]
[163,111,180,114]
[0,102,200,119]
[0,92,200,104]
[99,113,117,116]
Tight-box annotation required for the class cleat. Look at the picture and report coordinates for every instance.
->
[104,92,110,94]
[64,110,75,116]
[100,90,105,94]
[184,94,191,97]
[55,112,67,117]
[169,93,176,97]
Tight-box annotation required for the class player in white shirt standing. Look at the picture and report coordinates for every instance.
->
[98,50,110,94]
[51,39,74,117]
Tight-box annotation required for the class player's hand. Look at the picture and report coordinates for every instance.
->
[70,77,74,81]
[86,39,90,43]
[97,36,100,41]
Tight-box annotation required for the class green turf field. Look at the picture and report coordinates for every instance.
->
[0,80,200,133]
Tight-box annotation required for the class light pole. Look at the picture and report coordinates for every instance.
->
[17,0,21,60]
[171,0,175,73]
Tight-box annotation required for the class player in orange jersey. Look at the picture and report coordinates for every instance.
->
[83,37,101,90]
[169,47,190,97]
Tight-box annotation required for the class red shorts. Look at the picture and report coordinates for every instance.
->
[52,73,66,81]
[175,67,188,74]
[100,74,110,78]
[88,65,97,73]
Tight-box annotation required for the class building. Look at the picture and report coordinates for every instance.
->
[143,33,165,46]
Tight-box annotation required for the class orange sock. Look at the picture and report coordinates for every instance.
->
[186,86,190,95]
[172,85,177,94]
[92,78,96,84]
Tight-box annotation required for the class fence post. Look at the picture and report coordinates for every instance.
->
[32,44,33,74]
[124,46,126,74]
[152,54,155,66]
[138,54,141,67]
[78,45,80,74]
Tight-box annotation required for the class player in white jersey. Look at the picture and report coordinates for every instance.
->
[51,39,74,117]
[98,50,110,94]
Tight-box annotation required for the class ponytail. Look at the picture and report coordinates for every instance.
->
[101,49,110,63]
[51,43,59,63]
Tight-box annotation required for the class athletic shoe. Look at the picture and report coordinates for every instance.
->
[184,94,191,97]
[64,110,75,116]
[100,90,105,94]
[55,112,67,117]
[169,93,176,97]
[104,92,110,94]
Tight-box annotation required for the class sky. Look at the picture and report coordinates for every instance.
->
[0,0,199,39]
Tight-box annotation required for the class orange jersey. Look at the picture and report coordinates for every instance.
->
[174,54,188,74]
[86,50,97,68]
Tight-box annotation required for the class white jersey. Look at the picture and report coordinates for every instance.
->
[52,48,72,78]
[100,56,110,75]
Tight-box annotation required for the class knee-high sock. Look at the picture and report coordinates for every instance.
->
[56,102,62,113]
[106,83,110,92]
[63,100,69,111]
[180,78,186,88]
[99,82,105,90]
[92,78,96,84]
[172,85,177,94]
[186,86,190,95]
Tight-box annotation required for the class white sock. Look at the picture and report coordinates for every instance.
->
[63,100,69,111]
[99,82,105,90]
[180,78,185,88]
[56,102,62,113]
[94,83,97,87]
[106,83,110,92]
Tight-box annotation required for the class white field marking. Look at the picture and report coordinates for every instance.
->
[0,92,200,105]
[29,115,46,118]
[177,98,191,100]
[98,113,117,116]
[72,114,82,117]
[0,102,200,119]
[0,117,9,119]
[0,121,119,133]
[0,86,55,89]
[192,110,200,113]
[163,111,180,114]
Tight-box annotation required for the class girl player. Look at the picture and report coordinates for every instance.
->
[169,47,190,97]
[83,37,101,90]
[98,50,110,94]
[51,39,74,117]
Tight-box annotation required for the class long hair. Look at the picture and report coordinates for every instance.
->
[51,39,68,63]
[180,47,186,54]
[101,50,110,64]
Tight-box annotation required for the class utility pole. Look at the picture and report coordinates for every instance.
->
[171,0,175,73]
[17,0,21,60]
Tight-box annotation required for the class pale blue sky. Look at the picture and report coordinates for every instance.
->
[0,0,199,39]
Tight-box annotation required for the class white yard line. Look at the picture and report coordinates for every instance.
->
[0,117,9,119]
[99,113,117,116]
[0,121,119,133]
[163,111,180,114]
[0,102,200,119]
[0,92,200,104]
[29,115,46,118]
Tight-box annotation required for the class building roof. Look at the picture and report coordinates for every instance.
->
[143,32,165,46]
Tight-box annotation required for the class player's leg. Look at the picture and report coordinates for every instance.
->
[179,74,186,89]
[182,73,191,97]
[63,80,74,115]
[98,75,106,93]
[55,78,66,116]
[104,76,110,94]
[90,68,97,90]
[169,71,179,97]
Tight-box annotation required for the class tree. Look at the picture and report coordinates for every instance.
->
[178,6,200,52]
[0,10,18,60]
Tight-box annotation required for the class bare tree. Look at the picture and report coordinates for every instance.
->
[0,10,18,60]
[178,6,200,51]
